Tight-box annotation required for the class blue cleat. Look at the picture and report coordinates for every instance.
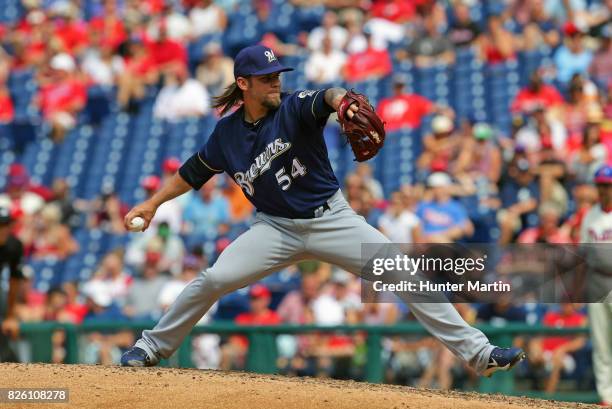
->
[483,347,527,377]
[120,346,157,367]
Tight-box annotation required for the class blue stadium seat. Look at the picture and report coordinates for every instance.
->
[30,259,65,293]
[295,4,326,32]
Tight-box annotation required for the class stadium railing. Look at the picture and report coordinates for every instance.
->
[19,322,598,403]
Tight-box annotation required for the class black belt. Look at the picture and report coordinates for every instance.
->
[296,203,330,219]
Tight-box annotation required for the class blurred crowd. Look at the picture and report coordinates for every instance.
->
[1,0,611,394]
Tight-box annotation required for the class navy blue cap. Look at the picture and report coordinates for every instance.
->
[233,45,294,79]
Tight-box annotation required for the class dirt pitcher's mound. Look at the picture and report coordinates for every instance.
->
[0,363,599,409]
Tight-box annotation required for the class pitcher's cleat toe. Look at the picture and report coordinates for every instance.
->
[483,347,526,377]
[120,346,156,367]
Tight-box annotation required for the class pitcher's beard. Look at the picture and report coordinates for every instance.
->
[262,94,281,110]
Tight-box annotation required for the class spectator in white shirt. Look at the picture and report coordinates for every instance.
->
[307,11,348,52]
[82,41,124,87]
[305,36,347,86]
[147,5,192,42]
[153,64,211,121]
[189,0,227,38]
[379,192,422,244]
[344,13,368,54]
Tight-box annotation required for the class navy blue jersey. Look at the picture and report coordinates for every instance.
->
[179,89,340,218]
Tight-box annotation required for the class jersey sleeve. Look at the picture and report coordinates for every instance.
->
[287,89,336,129]
[179,128,225,190]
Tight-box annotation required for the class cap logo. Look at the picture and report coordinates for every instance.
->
[264,50,276,63]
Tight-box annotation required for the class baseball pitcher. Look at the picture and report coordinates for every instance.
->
[120,45,525,377]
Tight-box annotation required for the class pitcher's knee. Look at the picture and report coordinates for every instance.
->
[199,268,236,296]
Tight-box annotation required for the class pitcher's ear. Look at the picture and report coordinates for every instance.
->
[236,77,250,91]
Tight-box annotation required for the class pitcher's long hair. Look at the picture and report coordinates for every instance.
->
[213,81,244,117]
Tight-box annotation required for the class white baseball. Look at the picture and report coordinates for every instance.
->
[128,216,145,232]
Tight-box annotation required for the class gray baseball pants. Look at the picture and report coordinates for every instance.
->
[136,190,494,373]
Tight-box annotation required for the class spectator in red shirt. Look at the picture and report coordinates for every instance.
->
[511,71,565,114]
[117,39,159,112]
[88,0,127,51]
[145,23,188,72]
[0,83,14,123]
[527,303,588,393]
[50,3,89,56]
[479,15,518,65]
[13,10,50,69]
[343,32,392,83]
[377,75,435,131]
[161,157,182,183]
[370,0,416,23]
[36,53,87,142]
[220,284,280,370]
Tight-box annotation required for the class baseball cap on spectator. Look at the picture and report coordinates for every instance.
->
[594,165,612,184]
[141,175,161,191]
[563,22,583,37]
[473,123,493,140]
[233,45,294,79]
[7,163,30,188]
[427,172,453,188]
[145,250,162,265]
[162,157,181,173]
[8,163,27,177]
[249,284,271,299]
[431,115,453,134]
[50,53,76,72]
[157,222,170,240]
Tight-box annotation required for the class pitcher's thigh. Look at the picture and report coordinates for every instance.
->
[206,220,302,291]
[307,213,392,275]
